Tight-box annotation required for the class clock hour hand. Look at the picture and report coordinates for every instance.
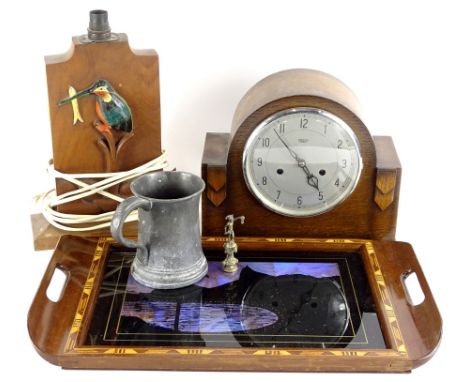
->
[298,160,319,191]
[273,129,320,191]
[304,169,319,190]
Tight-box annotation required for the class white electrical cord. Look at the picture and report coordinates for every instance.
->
[35,151,169,232]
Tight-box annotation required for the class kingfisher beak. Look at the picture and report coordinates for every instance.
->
[91,86,109,96]
[58,84,94,105]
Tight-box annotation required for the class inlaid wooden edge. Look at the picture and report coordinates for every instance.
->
[64,237,111,352]
[364,242,408,356]
[63,237,409,361]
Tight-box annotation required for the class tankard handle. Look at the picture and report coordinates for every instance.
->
[111,196,152,261]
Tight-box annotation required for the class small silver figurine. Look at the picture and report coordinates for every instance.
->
[222,214,245,273]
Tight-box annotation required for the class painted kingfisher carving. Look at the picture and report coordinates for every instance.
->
[58,79,133,172]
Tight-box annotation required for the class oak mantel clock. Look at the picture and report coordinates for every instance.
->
[202,69,400,240]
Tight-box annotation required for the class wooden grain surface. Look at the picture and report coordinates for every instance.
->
[231,69,364,131]
[27,235,441,371]
[46,34,161,214]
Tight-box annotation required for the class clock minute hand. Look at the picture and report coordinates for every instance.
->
[273,129,300,161]
[273,129,320,191]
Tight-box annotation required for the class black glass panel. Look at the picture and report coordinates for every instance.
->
[85,247,386,349]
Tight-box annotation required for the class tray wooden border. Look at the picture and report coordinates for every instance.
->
[28,235,441,371]
[65,237,407,359]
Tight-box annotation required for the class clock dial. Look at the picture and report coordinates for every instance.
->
[243,107,362,217]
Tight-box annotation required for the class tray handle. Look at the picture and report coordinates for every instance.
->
[28,236,98,365]
[379,241,442,368]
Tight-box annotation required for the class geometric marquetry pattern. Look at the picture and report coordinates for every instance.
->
[365,242,408,356]
[65,237,110,352]
[65,237,408,361]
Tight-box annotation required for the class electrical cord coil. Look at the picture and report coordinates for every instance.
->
[35,151,169,232]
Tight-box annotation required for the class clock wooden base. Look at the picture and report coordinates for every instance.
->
[28,235,441,372]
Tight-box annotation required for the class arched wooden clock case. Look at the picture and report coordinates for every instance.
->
[202,69,401,239]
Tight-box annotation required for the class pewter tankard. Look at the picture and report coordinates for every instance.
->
[111,171,208,289]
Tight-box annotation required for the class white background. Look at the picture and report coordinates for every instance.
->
[0,0,465,380]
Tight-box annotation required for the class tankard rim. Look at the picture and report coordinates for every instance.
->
[130,171,206,203]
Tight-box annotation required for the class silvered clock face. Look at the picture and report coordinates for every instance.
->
[242,107,362,217]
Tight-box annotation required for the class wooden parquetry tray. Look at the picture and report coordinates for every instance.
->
[28,235,441,372]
